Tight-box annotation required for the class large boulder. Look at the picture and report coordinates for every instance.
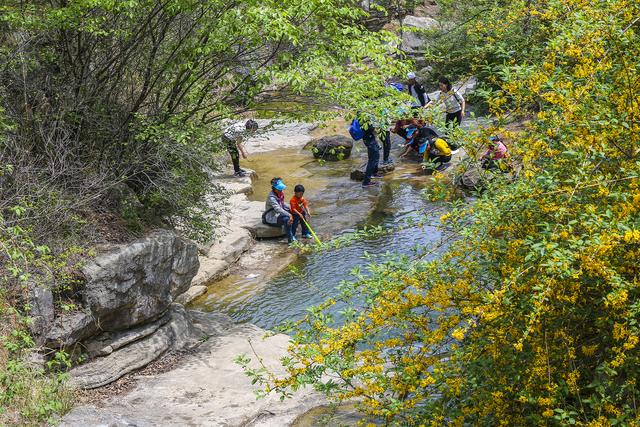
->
[310,135,354,161]
[401,15,439,55]
[81,230,199,332]
[46,311,98,348]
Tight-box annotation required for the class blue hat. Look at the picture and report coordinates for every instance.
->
[274,179,286,191]
[418,141,429,154]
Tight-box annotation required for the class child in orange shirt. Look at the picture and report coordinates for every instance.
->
[289,184,312,239]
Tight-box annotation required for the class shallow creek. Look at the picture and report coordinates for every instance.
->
[192,130,447,331]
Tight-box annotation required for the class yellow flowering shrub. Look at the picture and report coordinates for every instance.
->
[240,0,640,425]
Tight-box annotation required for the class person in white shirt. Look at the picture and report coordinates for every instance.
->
[222,119,258,177]
[438,77,465,127]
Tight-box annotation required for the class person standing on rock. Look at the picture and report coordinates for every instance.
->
[222,119,259,177]
[263,177,295,244]
[362,125,383,188]
[438,77,466,128]
[406,72,430,111]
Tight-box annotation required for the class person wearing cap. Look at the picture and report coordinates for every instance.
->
[222,119,259,177]
[406,72,430,109]
[262,177,296,243]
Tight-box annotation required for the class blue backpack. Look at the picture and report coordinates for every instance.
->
[348,118,365,141]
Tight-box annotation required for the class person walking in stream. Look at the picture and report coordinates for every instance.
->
[222,119,259,177]
[438,77,466,127]
[262,177,296,244]
[289,184,312,239]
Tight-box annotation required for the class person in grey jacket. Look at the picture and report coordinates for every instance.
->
[262,177,295,243]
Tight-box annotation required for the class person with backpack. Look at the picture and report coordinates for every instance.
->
[222,119,259,177]
[262,177,295,244]
[407,72,430,110]
[349,117,382,188]
[438,77,465,127]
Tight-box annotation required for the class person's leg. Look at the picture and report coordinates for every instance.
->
[382,130,391,163]
[277,214,295,243]
[291,214,300,238]
[301,216,311,237]
[363,142,378,184]
[225,139,242,174]
[372,143,380,175]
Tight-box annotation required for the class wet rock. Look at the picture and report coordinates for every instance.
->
[457,166,487,191]
[207,228,253,265]
[401,15,439,54]
[191,257,228,287]
[175,285,208,305]
[69,305,197,389]
[310,135,353,161]
[81,230,199,332]
[46,311,97,348]
[84,312,171,358]
[28,283,55,343]
[350,163,395,181]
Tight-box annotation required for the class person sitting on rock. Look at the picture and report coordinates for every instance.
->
[262,177,295,244]
[420,135,452,173]
[481,135,510,171]
[289,184,312,239]
[222,119,259,177]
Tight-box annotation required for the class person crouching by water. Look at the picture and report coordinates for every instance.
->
[289,184,312,239]
[420,135,452,173]
[262,177,295,244]
[481,135,510,171]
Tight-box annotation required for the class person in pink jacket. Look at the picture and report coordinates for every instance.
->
[481,136,509,171]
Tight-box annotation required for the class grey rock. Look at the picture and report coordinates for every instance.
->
[28,283,55,342]
[69,305,196,389]
[60,407,154,427]
[253,223,286,239]
[46,311,97,348]
[81,230,199,332]
[175,285,208,306]
[84,312,171,358]
[310,135,354,161]
[401,15,440,54]
[350,163,395,181]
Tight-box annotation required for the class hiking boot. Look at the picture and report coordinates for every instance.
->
[234,170,247,177]
[362,182,379,188]
[372,173,384,179]
[302,233,313,239]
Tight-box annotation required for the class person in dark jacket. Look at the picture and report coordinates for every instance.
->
[407,72,430,109]
[362,125,382,188]
[263,177,295,243]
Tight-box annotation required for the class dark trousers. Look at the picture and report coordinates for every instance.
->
[363,139,380,185]
[224,138,241,173]
[276,214,295,242]
[428,152,452,168]
[381,130,391,162]
[291,213,310,237]
[445,110,463,127]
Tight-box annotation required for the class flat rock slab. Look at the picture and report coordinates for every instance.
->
[61,311,324,427]
[191,257,228,287]
[69,305,196,390]
[175,285,208,306]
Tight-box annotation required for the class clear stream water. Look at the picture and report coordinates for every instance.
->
[192,133,450,331]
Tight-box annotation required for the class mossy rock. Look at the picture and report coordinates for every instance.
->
[310,135,353,161]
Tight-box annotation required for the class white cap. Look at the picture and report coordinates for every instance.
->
[407,72,416,79]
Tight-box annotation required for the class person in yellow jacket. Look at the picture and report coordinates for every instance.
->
[420,137,452,172]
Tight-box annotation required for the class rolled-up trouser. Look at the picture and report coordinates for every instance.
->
[381,130,391,162]
[223,136,241,173]
[276,213,295,242]
[363,140,380,185]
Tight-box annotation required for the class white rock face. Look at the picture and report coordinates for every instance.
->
[401,15,440,53]
[61,311,324,426]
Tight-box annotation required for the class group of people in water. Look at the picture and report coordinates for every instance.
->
[224,73,510,243]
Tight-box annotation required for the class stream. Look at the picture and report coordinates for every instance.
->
[192,131,448,330]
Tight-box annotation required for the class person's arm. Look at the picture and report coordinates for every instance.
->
[268,194,292,219]
[303,200,311,217]
[399,144,412,158]
[455,90,466,117]
[237,140,249,159]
